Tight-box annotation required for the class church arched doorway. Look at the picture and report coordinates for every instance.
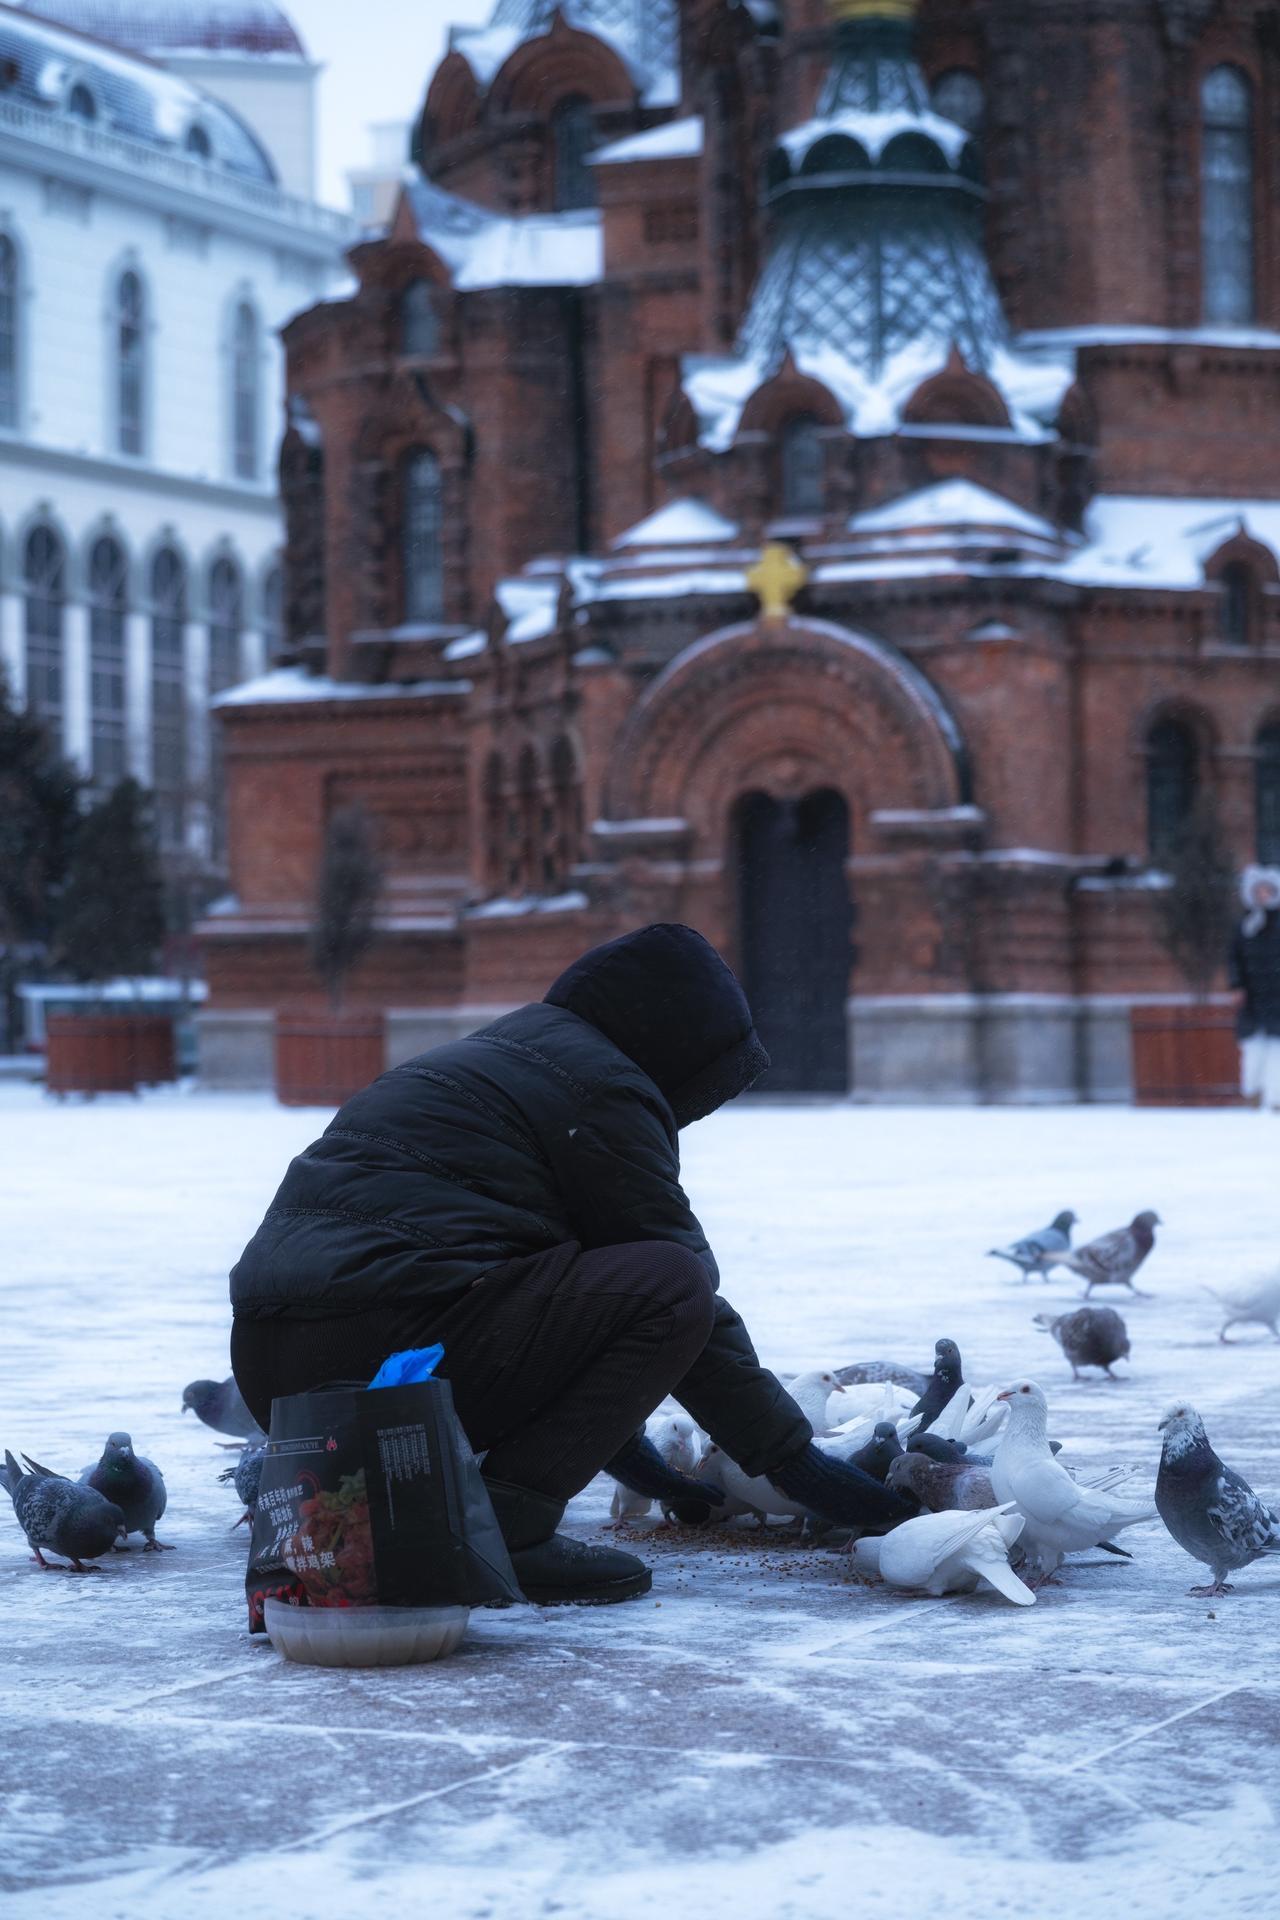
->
[733,788,852,1093]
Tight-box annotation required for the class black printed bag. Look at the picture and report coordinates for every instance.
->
[246,1377,521,1632]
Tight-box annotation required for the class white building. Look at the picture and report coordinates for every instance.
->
[0,1,353,869]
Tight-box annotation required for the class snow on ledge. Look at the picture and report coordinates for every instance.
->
[613,498,740,549]
[212,668,469,707]
[466,892,590,920]
[779,107,971,171]
[593,116,704,166]
[850,481,1059,541]
[592,817,689,836]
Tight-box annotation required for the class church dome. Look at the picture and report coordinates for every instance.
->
[489,0,678,83]
[14,1,307,58]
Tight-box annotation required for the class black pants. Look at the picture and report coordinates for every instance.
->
[231,1240,717,1502]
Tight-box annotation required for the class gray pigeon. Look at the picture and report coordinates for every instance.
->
[908,1431,969,1465]
[182,1376,265,1444]
[887,1451,997,1513]
[1034,1306,1131,1381]
[1056,1211,1161,1298]
[218,1441,266,1527]
[834,1359,930,1398]
[846,1421,904,1484]
[77,1434,171,1551]
[988,1210,1078,1282]
[2,1450,124,1572]
[1156,1403,1280,1596]
[907,1339,964,1432]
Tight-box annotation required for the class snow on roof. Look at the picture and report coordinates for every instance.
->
[613,498,739,549]
[681,335,1069,453]
[593,114,703,166]
[454,2,679,110]
[1018,323,1280,353]
[446,23,522,86]
[850,482,1058,540]
[16,0,306,56]
[779,106,970,171]
[0,2,279,178]
[496,576,560,644]
[1059,496,1280,589]
[212,668,469,707]
[406,179,602,290]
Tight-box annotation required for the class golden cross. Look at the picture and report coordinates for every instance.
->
[747,542,810,621]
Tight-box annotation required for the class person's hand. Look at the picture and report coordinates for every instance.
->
[768,1442,915,1530]
[605,1432,726,1510]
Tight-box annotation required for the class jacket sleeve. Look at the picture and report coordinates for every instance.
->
[549,1069,811,1479]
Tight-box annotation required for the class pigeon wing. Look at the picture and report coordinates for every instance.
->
[1206,1468,1280,1557]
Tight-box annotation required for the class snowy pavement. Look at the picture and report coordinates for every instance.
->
[2,1087,1279,1919]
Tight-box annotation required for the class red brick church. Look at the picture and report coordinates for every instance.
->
[200,0,1280,1100]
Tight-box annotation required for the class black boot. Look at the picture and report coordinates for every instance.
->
[484,1479,652,1605]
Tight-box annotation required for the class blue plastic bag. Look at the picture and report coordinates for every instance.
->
[369,1344,445,1390]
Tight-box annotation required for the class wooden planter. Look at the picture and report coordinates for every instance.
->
[130,1015,178,1086]
[46,1014,140,1096]
[1130,1005,1245,1107]
[275,1013,385,1108]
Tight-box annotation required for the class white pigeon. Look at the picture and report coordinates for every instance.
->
[851,1503,1035,1605]
[1203,1272,1280,1344]
[609,1409,703,1523]
[786,1369,847,1434]
[698,1444,809,1523]
[991,1380,1156,1582]
[826,1380,915,1428]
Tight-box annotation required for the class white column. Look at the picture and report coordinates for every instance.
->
[126,607,151,785]
[242,623,267,681]
[0,590,24,703]
[63,599,91,775]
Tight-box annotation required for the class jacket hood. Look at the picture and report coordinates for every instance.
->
[544,924,769,1127]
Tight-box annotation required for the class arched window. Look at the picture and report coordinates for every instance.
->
[549,735,581,889]
[1257,722,1280,864]
[261,563,284,665]
[67,81,96,122]
[517,745,540,893]
[208,557,243,694]
[185,123,211,160]
[931,69,985,137]
[23,526,65,741]
[87,535,128,792]
[483,752,505,892]
[781,415,825,517]
[0,233,18,429]
[150,548,187,849]
[402,449,444,623]
[401,280,439,357]
[1146,717,1199,862]
[552,97,596,211]
[232,301,259,480]
[1219,560,1254,646]
[1201,65,1254,325]
[116,269,146,455]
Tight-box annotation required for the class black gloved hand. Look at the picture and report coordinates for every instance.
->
[605,1432,725,1510]
[769,1442,915,1530]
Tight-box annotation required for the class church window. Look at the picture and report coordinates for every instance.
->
[552,97,596,212]
[401,280,440,357]
[88,534,128,793]
[68,81,96,122]
[232,301,260,480]
[23,525,65,741]
[1219,561,1254,647]
[402,449,444,623]
[185,124,212,160]
[262,563,284,665]
[1201,65,1254,325]
[150,547,188,849]
[931,69,985,137]
[1146,717,1199,863]
[517,746,540,893]
[1257,723,1280,864]
[0,233,18,428]
[116,269,146,456]
[208,557,243,695]
[781,415,825,517]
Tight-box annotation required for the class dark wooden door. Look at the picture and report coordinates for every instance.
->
[735,788,853,1093]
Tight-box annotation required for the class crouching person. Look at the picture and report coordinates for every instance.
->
[230,925,908,1605]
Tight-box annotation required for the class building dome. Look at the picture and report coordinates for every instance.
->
[15,1,307,58]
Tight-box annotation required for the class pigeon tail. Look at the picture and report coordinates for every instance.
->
[964,1549,1037,1606]
[2,1450,22,1499]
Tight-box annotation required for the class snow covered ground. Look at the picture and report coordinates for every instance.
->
[2,1087,1278,1919]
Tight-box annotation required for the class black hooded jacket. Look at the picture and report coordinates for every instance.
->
[230,925,810,1477]
[1231,909,1280,1037]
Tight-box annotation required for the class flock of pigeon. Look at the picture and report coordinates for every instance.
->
[619,1205,1280,1607]
[4,1208,1280,1611]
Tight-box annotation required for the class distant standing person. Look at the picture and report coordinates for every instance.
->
[1230,866,1280,1109]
